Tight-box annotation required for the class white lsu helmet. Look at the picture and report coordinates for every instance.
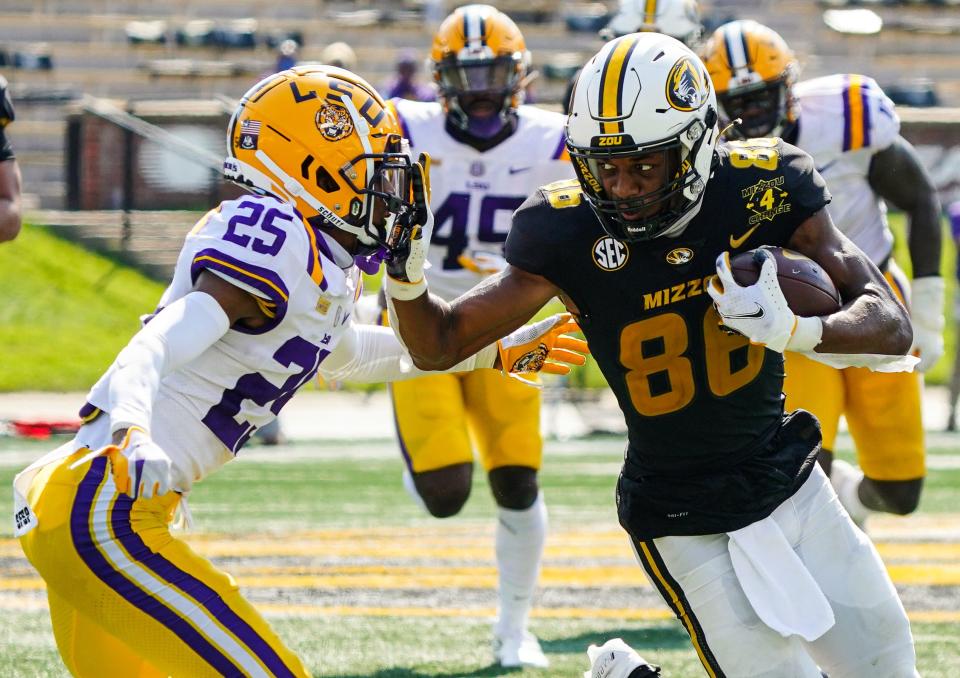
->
[601,0,703,48]
[566,33,719,241]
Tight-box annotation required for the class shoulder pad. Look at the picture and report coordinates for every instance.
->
[540,179,583,209]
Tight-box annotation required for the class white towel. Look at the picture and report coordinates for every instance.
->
[797,351,918,373]
[728,516,835,642]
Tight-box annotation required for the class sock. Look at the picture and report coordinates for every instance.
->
[495,492,548,636]
[402,468,429,514]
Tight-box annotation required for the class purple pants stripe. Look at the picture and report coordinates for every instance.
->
[70,457,243,676]
[109,496,298,678]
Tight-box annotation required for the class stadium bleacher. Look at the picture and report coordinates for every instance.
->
[2,0,960,271]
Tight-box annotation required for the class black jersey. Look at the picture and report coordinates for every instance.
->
[506,139,830,539]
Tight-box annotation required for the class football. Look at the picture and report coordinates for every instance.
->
[729,246,841,317]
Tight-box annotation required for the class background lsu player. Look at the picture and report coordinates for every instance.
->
[702,20,943,525]
[13,66,583,678]
[563,0,704,114]
[382,4,574,668]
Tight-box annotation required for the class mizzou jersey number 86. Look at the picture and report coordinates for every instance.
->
[507,139,830,476]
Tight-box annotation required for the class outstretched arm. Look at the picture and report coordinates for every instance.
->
[389,264,562,371]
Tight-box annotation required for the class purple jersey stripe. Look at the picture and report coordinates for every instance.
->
[551,132,568,160]
[191,247,288,335]
[70,458,242,676]
[861,79,872,148]
[313,229,336,265]
[842,76,852,152]
[109,494,299,677]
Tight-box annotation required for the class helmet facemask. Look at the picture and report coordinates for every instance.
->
[718,76,792,139]
[333,135,415,255]
[568,115,713,242]
[436,52,525,132]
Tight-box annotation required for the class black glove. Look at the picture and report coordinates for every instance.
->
[386,152,432,284]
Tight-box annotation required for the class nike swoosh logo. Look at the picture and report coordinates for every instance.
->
[729,224,761,249]
[723,304,765,319]
[509,166,531,175]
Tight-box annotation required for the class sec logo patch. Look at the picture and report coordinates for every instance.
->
[593,236,628,271]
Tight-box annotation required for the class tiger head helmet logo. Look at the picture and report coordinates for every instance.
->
[665,57,708,112]
[315,102,354,141]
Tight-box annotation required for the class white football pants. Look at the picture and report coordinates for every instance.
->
[631,465,917,678]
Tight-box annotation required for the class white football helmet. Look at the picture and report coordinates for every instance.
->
[601,0,703,48]
[566,33,719,241]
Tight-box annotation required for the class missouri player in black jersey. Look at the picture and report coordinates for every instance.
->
[384,34,917,677]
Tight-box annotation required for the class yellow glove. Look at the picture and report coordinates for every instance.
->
[498,313,589,381]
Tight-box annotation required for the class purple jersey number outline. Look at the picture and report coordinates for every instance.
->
[431,193,526,270]
[224,199,291,256]
[202,336,328,453]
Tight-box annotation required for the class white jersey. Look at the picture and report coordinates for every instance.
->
[793,74,901,265]
[84,195,362,485]
[391,99,574,300]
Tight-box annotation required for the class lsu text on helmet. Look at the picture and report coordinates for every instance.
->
[566,33,718,242]
[430,4,530,130]
[601,0,703,48]
[224,65,414,254]
[701,20,799,139]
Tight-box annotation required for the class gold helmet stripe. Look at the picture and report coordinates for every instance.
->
[643,0,658,28]
[598,35,639,134]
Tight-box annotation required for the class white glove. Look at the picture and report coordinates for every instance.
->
[584,638,660,678]
[910,276,945,372]
[457,249,508,276]
[385,153,433,301]
[105,426,173,499]
[707,250,822,354]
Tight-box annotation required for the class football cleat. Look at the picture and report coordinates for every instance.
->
[584,638,661,678]
[493,629,550,669]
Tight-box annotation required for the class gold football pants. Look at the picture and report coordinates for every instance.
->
[19,450,309,678]
[391,370,542,473]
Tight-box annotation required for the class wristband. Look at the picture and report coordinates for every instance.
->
[385,275,427,301]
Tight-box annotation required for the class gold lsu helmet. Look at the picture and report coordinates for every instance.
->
[700,19,799,139]
[224,65,414,253]
[430,4,530,128]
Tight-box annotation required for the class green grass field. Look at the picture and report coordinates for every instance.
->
[1,434,958,676]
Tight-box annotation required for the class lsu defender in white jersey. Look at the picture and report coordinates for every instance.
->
[791,73,899,266]
[83,195,365,476]
[704,21,943,531]
[390,97,571,300]
[12,66,586,678]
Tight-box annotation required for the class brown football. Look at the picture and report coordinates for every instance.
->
[729,246,841,317]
